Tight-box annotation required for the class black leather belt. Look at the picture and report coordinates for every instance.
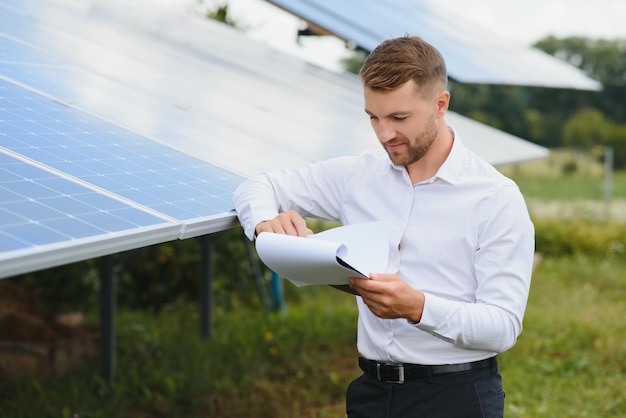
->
[358,356,497,384]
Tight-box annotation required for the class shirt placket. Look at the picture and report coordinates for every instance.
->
[385,175,416,359]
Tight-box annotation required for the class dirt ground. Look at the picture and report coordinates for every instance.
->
[0,280,96,378]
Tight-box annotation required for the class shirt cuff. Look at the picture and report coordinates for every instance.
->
[410,293,450,331]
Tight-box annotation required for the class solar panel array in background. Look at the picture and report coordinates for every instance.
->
[267,0,602,91]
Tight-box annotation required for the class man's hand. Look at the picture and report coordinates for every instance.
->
[255,210,313,237]
[349,273,425,323]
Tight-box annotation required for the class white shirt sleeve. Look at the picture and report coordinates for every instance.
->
[232,156,357,240]
[416,184,535,353]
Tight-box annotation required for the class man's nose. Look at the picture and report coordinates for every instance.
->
[376,120,396,142]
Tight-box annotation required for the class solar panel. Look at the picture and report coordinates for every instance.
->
[266,0,602,91]
[2,82,239,220]
[0,0,549,279]
[0,153,169,246]
[0,79,243,277]
[0,150,181,277]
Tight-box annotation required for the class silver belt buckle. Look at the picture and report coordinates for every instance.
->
[377,362,405,384]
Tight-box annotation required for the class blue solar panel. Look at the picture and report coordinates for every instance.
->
[267,0,601,91]
[0,80,242,222]
[0,152,169,252]
[0,0,252,278]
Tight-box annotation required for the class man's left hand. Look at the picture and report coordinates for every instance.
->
[349,274,424,323]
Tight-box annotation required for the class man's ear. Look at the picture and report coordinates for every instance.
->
[435,90,450,115]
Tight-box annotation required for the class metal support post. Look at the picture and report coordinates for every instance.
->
[604,146,614,222]
[99,255,115,382]
[200,235,214,339]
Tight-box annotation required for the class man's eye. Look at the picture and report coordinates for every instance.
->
[393,116,407,122]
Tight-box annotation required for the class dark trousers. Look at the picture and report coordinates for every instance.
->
[346,361,504,418]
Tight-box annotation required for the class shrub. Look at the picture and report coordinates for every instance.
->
[534,218,626,257]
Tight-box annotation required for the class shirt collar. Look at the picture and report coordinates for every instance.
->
[434,126,464,185]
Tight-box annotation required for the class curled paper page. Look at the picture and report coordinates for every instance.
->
[255,222,389,287]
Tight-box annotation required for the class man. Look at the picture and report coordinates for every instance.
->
[233,36,534,418]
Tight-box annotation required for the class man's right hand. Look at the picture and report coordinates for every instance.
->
[255,210,313,237]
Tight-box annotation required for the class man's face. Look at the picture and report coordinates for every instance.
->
[364,80,442,167]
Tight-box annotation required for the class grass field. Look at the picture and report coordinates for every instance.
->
[1,149,624,417]
[500,149,626,222]
[500,256,626,417]
[1,255,624,417]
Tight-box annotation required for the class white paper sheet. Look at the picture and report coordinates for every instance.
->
[254,222,389,287]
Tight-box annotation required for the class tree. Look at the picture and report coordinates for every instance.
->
[562,108,611,150]
[203,1,246,30]
[534,36,626,87]
[533,36,626,124]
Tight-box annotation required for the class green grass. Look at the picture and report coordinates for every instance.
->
[500,149,626,200]
[0,287,360,418]
[1,256,624,417]
[499,149,626,221]
[500,256,626,417]
[513,173,625,201]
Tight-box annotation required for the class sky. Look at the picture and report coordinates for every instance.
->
[175,0,626,72]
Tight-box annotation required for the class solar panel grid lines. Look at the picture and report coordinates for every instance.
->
[0,148,173,233]
[0,78,242,220]
[1,145,178,217]
[0,69,242,277]
[0,152,185,279]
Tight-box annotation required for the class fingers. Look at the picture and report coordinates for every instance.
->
[255,210,313,237]
[349,276,384,300]
[349,274,399,293]
[349,275,424,322]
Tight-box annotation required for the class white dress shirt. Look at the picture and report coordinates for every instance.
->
[233,130,535,365]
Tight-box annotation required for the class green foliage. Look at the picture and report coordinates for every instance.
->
[533,36,626,125]
[606,124,626,169]
[450,36,626,157]
[563,108,611,150]
[449,83,532,140]
[0,288,359,417]
[501,148,626,199]
[560,159,578,175]
[117,229,268,311]
[558,108,626,169]
[8,228,273,314]
[206,4,238,28]
[1,257,624,417]
[534,219,626,257]
[339,48,367,75]
[534,36,626,87]
[116,239,203,310]
[8,259,100,316]
[524,108,544,140]
[500,256,626,417]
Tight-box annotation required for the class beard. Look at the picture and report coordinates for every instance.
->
[384,114,438,166]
